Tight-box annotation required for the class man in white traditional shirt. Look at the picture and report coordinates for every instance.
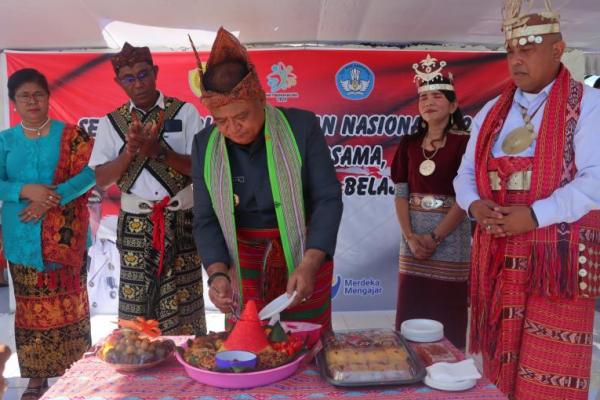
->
[88,43,206,335]
[453,2,600,399]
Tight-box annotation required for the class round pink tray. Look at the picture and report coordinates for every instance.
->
[175,343,306,389]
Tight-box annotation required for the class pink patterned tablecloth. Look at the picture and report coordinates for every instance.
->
[41,337,507,400]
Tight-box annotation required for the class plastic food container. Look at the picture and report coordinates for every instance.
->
[400,319,444,342]
[414,342,458,366]
[316,329,426,387]
[215,350,257,370]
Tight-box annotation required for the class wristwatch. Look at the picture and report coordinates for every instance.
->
[155,147,167,162]
[207,272,231,287]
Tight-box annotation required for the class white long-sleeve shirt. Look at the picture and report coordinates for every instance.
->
[89,91,204,200]
[454,80,600,228]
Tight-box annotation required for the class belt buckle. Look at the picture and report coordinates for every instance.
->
[507,170,532,190]
[421,195,441,210]
[507,173,522,190]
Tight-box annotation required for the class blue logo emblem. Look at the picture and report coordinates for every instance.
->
[331,275,342,299]
[335,62,375,100]
[266,62,299,103]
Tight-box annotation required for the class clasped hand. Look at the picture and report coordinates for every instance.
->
[469,199,537,237]
[125,113,161,158]
[406,234,437,259]
[19,184,61,222]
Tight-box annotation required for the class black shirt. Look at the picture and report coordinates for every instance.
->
[191,107,343,268]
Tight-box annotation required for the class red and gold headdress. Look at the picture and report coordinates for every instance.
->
[189,27,265,109]
[502,0,560,47]
[111,42,153,74]
[413,54,454,94]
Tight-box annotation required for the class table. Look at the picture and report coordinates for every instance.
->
[41,338,507,400]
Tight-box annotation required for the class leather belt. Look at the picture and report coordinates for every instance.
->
[489,170,532,191]
[409,194,455,210]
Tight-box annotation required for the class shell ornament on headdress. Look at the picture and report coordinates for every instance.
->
[502,0,560,47]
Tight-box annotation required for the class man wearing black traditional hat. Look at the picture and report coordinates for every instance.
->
[89,43,206,335]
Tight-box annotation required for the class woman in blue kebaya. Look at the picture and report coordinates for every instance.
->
[0,68,95,400]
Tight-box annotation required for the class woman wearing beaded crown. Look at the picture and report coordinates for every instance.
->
[0,68,95,400]
[390,55,471,349]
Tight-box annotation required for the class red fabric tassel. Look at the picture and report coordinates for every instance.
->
[529,230,579,299]
[151,196,170,278]
[468,229,483,354]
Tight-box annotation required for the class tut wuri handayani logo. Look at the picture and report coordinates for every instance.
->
[336,61,375,100]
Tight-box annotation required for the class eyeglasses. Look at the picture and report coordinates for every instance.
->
[118,69,153,86]
[15,91,48,103]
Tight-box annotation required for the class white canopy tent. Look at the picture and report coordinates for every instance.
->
[1,0,600,129]
[1,0,599,51]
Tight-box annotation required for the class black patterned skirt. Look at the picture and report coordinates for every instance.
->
[9,263,91,378]
[116,208,206,335]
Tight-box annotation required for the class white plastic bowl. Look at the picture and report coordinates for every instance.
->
[424,375,477,391]
[400,319,444,342]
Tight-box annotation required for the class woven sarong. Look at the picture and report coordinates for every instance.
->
[236,228,332,330]
[10,262,90,378]
[396,201,471,349]
[477,163,594,400]
[116,208,205,335]
[399,206,471,282]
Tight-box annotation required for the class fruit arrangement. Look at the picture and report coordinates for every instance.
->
[96,318,175,368]
[180,300,306,372]
[99,329,175,365]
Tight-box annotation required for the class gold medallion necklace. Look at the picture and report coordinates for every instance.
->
[501,100,546,154]
[419,137,444,177]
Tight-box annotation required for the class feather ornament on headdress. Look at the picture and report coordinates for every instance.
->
[188,27,265,109]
